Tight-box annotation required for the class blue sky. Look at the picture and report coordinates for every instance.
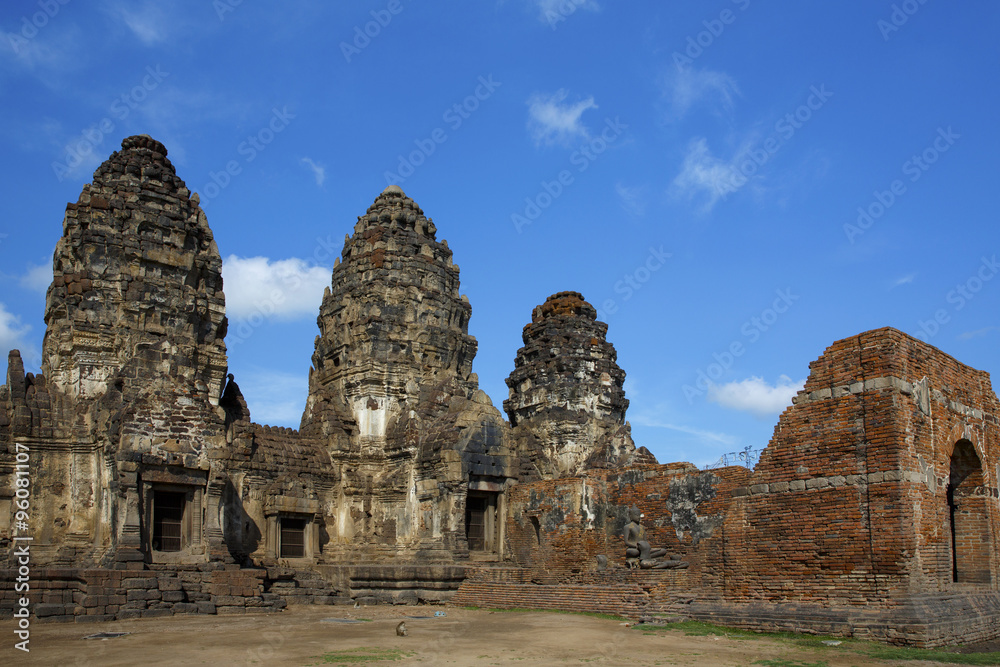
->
[1,1,998,467]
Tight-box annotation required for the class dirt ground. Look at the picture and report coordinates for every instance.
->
[0,605,983,666]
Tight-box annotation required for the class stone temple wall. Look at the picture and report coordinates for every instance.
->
[0,136,998,646]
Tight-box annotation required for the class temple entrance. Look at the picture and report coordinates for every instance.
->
[465,491,499,552]
[947,440,992,584]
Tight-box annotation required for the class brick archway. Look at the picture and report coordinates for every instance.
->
[948,439,992,584]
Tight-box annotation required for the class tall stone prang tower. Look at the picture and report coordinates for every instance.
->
[301,185,476,440]
[2,135,234,566]
[505,291,646,478]
[43,135,229,421]
[301,185,513,559]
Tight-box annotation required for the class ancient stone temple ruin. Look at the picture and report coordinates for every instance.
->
[1,136,997,646]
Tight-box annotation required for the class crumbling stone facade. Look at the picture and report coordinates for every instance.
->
[456,329,1000,646]
[1,136,997,645]
[505,291,652,478]
[299,184,515,562]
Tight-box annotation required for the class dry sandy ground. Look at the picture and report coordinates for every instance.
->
[0,605,966,666]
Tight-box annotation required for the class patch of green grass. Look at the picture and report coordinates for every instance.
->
[634,621,1000,665]
[752,661,829,667]
[862,645,1000,665]
[309,647,414,664]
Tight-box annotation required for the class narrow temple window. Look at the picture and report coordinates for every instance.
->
[280,517,307,558]
[152,491,185,552]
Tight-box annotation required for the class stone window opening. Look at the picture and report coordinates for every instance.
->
[152,490,186,552]
[280,516,307,558]
[264,508,318,562]
[142,481,205,563]
[947,439,992,585]
[530,515,541,546]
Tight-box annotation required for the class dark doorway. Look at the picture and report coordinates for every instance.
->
[465,491,499,552]
[152,491,185,552]
[948,440,992,584]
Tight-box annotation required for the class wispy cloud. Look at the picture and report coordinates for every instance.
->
[662,66,739,120]
[103,1,170,46]
[0,23,83,75]
[707,375,805,418]
[0,303,39,366]
[527,89,597,146]
[623,377,639,399]
[19,264,51,294]
[958,326,1000,341]
[615,182,646,217]
[301,157,326,187]
[630,412,738,447]
[221,256,330,320]
[670,137,750,213]
[891,273,916,288]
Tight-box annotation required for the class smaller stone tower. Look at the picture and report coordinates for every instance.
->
[505,291,647,478]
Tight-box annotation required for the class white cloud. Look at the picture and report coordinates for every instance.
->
[671,137,748,213]
[663,66,739,120]
[891,273,916,288]
[221,256,330,320]
[959,326,1000,341]
[20,264,51,294]
[301,157,326,186]
[615,182,647,217]
[527,89,597,146]
[0,303,39,365]
[707,375,805,418]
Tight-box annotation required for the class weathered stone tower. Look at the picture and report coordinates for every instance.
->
[2,135,234,566]
[301,185,514,560]
[505,291,648,478]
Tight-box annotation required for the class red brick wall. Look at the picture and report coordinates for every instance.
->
[502,328,998,620]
